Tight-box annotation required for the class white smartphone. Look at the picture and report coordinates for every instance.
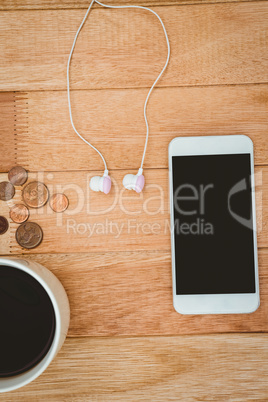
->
[169,135,259,314]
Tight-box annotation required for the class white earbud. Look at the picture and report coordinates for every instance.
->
[123,168,145,193]
[90,170,112,194]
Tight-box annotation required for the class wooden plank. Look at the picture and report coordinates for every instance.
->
[0,3,268,91]
[0,334,267,400]
[0,86,268,173]
[0,167,266,255]
[0,0,258,11]
[0,248,264,337]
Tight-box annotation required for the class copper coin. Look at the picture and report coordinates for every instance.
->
[15,222,43,249]
[50,193,69,213]
[9,204,29,224]
[0,181,15,201]
[8,166,28,186]
[0,216,9,235]
[22,181,49,208]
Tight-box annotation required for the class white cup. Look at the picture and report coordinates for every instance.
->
[0,257,70,393]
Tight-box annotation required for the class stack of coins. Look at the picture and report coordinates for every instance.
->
[0,166,69,249]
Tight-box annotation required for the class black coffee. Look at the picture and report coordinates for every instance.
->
[0,265,56,377]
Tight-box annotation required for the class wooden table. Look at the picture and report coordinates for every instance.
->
[0,0,268,399]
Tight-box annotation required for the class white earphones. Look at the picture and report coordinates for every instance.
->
[67,0,170,194]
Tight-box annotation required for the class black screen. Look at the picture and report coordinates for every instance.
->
[172,154,256,295]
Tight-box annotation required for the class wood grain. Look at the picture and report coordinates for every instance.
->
[0,0,258,11]
[0,0,268,399]
[0,3,268,91]
[0,93,28,171]
[0,248,264,337]
[1,334,268,401]
[1,86,268,172]
[0,167,266,255]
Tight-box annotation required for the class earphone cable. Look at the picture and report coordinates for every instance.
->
[67,0,170,172]
[67,0,108,171]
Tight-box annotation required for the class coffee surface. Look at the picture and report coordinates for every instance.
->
[0,265,55,377]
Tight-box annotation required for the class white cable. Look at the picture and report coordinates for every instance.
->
[67,0,170,172]
[67,0,108,170]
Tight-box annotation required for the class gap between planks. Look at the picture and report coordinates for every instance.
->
[2,81,268,93]
[0,0,263,12]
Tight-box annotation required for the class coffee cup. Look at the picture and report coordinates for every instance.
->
[0,257,70,393]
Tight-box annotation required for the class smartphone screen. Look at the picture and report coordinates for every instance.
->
[172,153,256,295]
